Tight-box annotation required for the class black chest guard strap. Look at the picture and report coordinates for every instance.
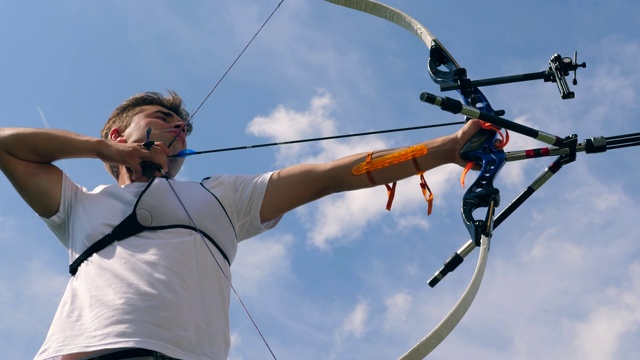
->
[69,212,144,275]
[68,179,231,276]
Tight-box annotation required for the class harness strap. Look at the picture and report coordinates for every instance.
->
[69,179,232,276]
[69,216,232,275]
[69,212,144,275]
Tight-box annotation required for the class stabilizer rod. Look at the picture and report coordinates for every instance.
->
[428,153,574,287]
[420,92,564,146]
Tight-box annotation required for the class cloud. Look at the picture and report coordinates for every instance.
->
[247,90,336,141]
[37,107,50,128]
[246,89,341,167]
[332,298,369,357]
[384,292,414,331]
[227,332,244,360]
[340,299,369,338]
[0,256,67,357]
[569,262,640,360]
[232,234,293,296]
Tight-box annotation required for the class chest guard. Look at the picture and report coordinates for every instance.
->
[69,176,236,276]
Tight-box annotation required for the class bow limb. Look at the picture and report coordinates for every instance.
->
[399,234,490,359]
[324,0,437,49]
[324,0,465,87]
[325,1,493,359]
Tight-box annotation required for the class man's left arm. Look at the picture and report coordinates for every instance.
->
[259,120,483,223]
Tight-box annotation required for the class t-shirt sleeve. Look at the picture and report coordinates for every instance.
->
[40,173,84,249]
[202,172,281,241]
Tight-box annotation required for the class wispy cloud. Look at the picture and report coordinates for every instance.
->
[383,292,413,331]
[232,234,294,296]
[331,298,369,358]
[569,262,640,360]
[37,107,49,128]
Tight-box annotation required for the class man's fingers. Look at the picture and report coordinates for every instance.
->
[144,141,170,156]
[142,142,169,173]
[129,163,143,181]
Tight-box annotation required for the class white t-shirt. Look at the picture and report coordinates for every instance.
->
[35,173,279,360]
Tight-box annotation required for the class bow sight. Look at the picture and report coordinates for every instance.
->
[434,48,587,101]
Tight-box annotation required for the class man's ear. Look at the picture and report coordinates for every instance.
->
[109,128,126,143]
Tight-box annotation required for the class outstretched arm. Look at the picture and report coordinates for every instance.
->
[260,120,483,222]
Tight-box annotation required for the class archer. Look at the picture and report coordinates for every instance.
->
[0,91,484,360]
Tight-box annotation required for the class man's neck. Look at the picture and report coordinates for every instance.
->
[118,167,152,186]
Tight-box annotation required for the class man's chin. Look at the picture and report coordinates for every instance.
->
[167,158,185,177]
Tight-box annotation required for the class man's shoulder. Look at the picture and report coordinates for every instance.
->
[200,172,273,191]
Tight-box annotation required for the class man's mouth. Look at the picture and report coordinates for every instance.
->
[165,130,186,147]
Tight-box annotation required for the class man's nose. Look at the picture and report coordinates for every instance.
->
[175,120,193,135]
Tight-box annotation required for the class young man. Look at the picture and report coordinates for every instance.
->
[0,91,483,360]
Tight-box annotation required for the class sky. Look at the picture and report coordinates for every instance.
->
[0,1,639,359]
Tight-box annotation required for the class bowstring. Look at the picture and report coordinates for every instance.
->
[164,178,278,359]
[166,0,285,148]
[189,0,285,122]
[163,2,285,358]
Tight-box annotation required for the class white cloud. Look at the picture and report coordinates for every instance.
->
[341,299,369,338]
[247,90,336,141]
[304,188,384,249]
[228,332,243,360]
[0,256,67,357]
[232,234,293,296]
[384,292,413,331]
[332,298,370,358]
[246,89,341,167]
[301,164,463,249]
[569,262,640,360]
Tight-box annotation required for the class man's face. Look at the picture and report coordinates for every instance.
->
[121,105,189,177]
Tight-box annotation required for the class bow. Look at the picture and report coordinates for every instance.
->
[325,1,504,358]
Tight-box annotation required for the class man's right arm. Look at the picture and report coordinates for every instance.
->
[0,128,108,218]
[0,127,172,218]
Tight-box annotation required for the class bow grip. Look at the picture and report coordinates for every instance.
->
[460,139,505,245]
[460,128,497,162]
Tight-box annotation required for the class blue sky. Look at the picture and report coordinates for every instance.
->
[1,1,639,359]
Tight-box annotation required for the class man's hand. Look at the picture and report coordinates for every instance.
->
[451,119,485,167]
[98,141,170,181]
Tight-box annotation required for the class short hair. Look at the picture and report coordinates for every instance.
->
[100,91,191,179]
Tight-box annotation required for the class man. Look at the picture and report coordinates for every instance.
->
[0,91,483,360]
